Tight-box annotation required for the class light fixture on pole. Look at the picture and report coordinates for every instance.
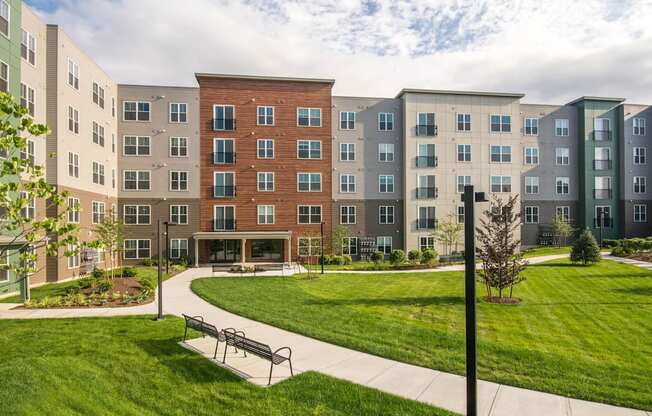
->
[156,219,164,321]
[163,221,176,275]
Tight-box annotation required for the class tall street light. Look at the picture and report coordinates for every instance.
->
[156,219,164,320]
[164,221,176,275]
[320,222,324,275]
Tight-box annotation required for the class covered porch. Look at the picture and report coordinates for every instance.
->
[192,231,293,267]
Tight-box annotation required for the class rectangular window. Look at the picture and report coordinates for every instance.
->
[556,177,570,195]
[490,115,511,132]
[297,205,321,224]
[67,244,80,269]
[123,205,150,225]
[340,206,356,224]
[297,237,322,256]
[378,143,394,162]
[92,161,105,185]
[457,113,471,131]
[297,173,322,192]
[169,103,187,123]
[634,204,647,222]
[490,145,512,163]
[92,82,105,108]
[376,236,392,255]
[297,140,321,159]
[257,139,274,159]
[169,171,188,191]
[257,106,274,125]
[20,83,35,116]
[594,118,611,141]
[67,197,80,223]
[21,29,36,66]
[123,101,150,121]
[214,172,235,197]
[417,143,437,167]
[123,170,151,191]
[68,106,79,133]
[257,205,275,225]
[491,176,511,193]
[342,237,358,256]
[257,172,274,192]
[378,112,394,131]
[417,206,437,229]
[457,175,471,193]
[379,205,394,224]
[555,119,569,136]
[124,239,151,259]
[92,201,106,224]
[170,239,188,259]
[524,147,539,164]
[457,206,465,224]
[20,139,35,166]
[68,152,79,178]
[340,174,356,193]
[634,176,647,194]
[457,144,471,162]
[379,175,394,193]
[213,138,234,164]
[524,206,539,224]
[524,118,539,135]
[297,107,321,127]
[419,236,435,251]
[594,176,612,199]
[214,205,236,230]
[634,147,647,165]
[170,137,188,157]
[0,60,7,92]
[92,122,105,146]
[212,104,235,130]
[111,169,116,189]
[340,143,355,161]
[525,176,539,194]
[19,191,35,220]
[416,112,436,136]
[417,175,435,200]
[556,147,569,165]
[67,58,79,90]
[633,118,646,136]
[340,111,355,130]
[556,206,570,223]
[169,205,188,225]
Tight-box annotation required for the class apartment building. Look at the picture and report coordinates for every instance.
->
[194,73,334,265]
[331,96,403,259]
[117,84,200,264]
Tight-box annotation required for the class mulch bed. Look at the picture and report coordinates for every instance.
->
[482,296,521,305]
[626,253,652,262]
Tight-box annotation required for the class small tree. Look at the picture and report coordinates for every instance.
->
[551,215,573,247]
[421,248,439,265]
[90,208,124,279]
[434,213,464,255]
[476,195,528,300]
[570,228,601,265]
[389,249,406,266]
[331,225,350,256]
[407,249,421,264]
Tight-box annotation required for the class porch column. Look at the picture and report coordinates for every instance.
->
[194,238,199,267]
[240,238,247,265]
[286,237,292,263]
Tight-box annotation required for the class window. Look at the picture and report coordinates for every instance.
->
[490,145,511,163]
[0,1,8,38]
[297,107,321,127]
[340,206,356,224]
[457,113,471,131]
[257,139,274,159]
[67,58,79,90]
[124,239,150,259]
[340,143,355,161]
[556,177,570,195]
[92,122,105,146]
[524,206,539,224]
[634,204,647,222]
[20,83,35,116]
[594,176,612,199]
[633,118,646,136]
[457,175,471,193]
[123,101,150,121]
[297,205,321,224]
[555,119,569,136]
[112,134,115,153]
[213,138,234,164]
[379,205,394,224]
[20,139,35,166]
[214,205,236,230]
[92,162,105,185]
[340,174,356,193]
[169,103,187,123]
[123,205,150,225]
[555,147,569,165]
[340,111,355,130]
[376,236,392,255]
[169,205,188,225]
[92,201,105,224]
[169,171,188,191]
[457,144,471,162]
[491,176,511,193]
[67,197,80,223]
[416,112,436,136]
[379,175,394,193]
[0,61,7,93]
[170,137,188,157]
[417,143,436,167]
[92,82,105,108]
[170,239,188,259]
[634,147,647,165]
[67,244,80,269]
[417,206,437,229]
[298,173,322,192]
[214,172,235,197]
[457,206,465,224]
[378,143,394,162]
[525,176,539,194]
[257,106,274,125]
[297,140,321,159]
[257,172,274,192]
[524,147,539,164]
[524,118,539,135]
[378,112,394,131]
[20,192,34,220]
[21,29,36,65]
[490,115,511,133]
[342,237,358,256]
[111,169,116,189]
[68,106,79,133]
[634,176,647,194]
[123,170,150,190]
[594,118,611,140]
[0,249,6,282]
[112,97,115,117]
[556,206,570,223]
[297,237,322,256]
[420,236,435,251]
[257,205,275,224]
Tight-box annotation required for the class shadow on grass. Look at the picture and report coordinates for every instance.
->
[612,286,652,297]
[304,295,464,307]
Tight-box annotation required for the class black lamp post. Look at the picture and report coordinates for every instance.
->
[163,221,176,275]
[156,220,163,320]
[320,222,324,275]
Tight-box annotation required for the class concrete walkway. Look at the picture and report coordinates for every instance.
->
[1,257,650,416]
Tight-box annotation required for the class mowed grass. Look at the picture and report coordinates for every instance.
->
[192,259,652,410]
[0,316,452,415]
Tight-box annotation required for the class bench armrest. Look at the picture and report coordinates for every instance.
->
[273,346,292,359]
[223,328,246,338]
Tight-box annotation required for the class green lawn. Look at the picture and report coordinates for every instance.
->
[192,259,652,410]
[521,245,571,258]
[0,316,451,415]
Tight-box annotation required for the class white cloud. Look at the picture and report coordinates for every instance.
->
[30,0,652,104]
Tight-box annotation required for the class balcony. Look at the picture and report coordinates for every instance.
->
[416,124,437,137]
[594,130,612,141]
[416,156,438,168]
[416,187,438,199]
[213,152,236,164]
[593,188,612,199]
[214,219,236,231]
[214,186,236,198]
[593,217,613,228]
[593,159,612,170]
[416,218,438,230]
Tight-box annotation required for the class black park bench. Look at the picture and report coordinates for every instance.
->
[182,314,244,359]
[222,328,293,385]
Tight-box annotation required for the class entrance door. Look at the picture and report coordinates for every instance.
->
[250,240,283,262]
[210,240,241,263]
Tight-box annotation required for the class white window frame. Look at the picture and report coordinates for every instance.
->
[555,119,569,136]
[67,58,79,90]
[490,145,512,163]
[169,102,188,123]
[376,236,392,255]
[379,175,394,193]
[340,205,356,224]
[257,172,275,192]
[123,135,151,156]
[21,29,36,66]
[633,117,647,136]
[257,139,274,159]
[0,1,10,39]
[524,117,539,135]
[457,113,471,132]
[457,175,471,193]
[556,206,570,223]
[257,205,275,225]
[297,140,322,160]
[339,174,356,193]
[169,136,188,157]
[342,237,358,256]
[123,239,151,260]
[525,176,539,195]
[378,112,394,131]
[297,172,322,192]
[297,107,322,127]
[67,244,80,269]
[91,201,106,224]
[378,143,394,162]
[556,177,570,195]
[378,205,395,224]
[297,237,322,256]
[123,170,151,191]
[169,204,189,225]
[556,147,570,165]
[524,147,539,165]
[68,106,79,134]
[67,197,80,223]
[169,170,189,192]
[256,105,274,126]
[419,236,436,251]
[634,176,647,194]
[633,147,647,165]
[490,176,512,193]
[524,206,539,224]
[297,205,322,224]
[490,114,512,133]
[170,239,189,259]
[92,82,105,109]
[340,143,355,161]
[92,161,105,186]
[339,111,355,130]
[123,204,151,225]
[457,144,471,162]
[634,204,647,223]
[123,100,151,122]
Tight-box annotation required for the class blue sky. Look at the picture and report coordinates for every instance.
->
[24,0,652,103]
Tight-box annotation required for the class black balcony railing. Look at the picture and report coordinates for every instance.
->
[417,218,437,229]
[214,185,236,198]
[593,188,612,199]
[416,187,438,199]
[213,152,236,164]
[594,130,612,141]
[593,159,612,170]
[416,155,438,168]
[416,124,437,136]
[214,219,236,231]
[593,217,613,228]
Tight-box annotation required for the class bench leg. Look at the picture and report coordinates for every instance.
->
[222,343,228,364]
[182,325,188,342]
[268,362,274,385]
[213,339,220,359]
[289,359,293,376]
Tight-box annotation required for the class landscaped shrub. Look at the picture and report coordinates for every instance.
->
[76,276,95,290]
[370,251,384,264]
[119,267,137,277]
[611,246,631,257]
[570,228,601,265]
[389,249,406,266]
[421,248,439,265]
[407,249,422,264]
[342,255,352,265]
[141,259,154,267]
[96,278,113,293]
[331,255,346,265]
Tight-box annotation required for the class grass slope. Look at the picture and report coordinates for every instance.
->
[192,259,652,410]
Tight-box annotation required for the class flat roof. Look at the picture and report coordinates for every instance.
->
[395,88,525,99]
[566,96,626,106]
[118,83,198,90]
[195,73,335,85]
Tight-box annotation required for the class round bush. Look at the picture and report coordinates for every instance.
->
[407,249,422,263]
[342,255,353,265]
[370,251,384,264]
[421,248,439,265]
[389,249,406,266]
[331,255,345,265]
